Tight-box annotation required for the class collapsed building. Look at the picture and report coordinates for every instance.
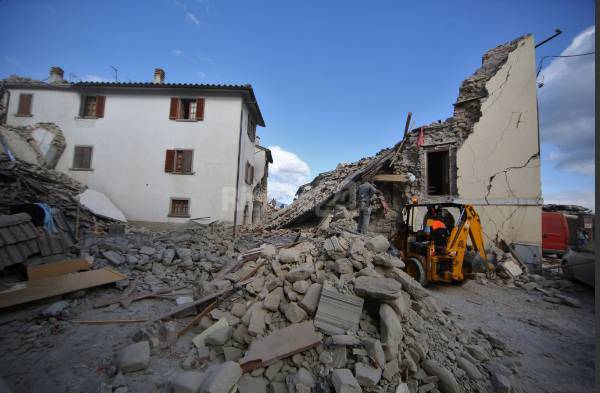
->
[268,35,542,265]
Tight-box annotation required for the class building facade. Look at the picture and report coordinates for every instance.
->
[1,68,270,225]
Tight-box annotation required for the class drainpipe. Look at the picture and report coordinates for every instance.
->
[232,103,245,237]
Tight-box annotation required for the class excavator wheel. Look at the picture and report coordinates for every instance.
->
[405,257,427,286]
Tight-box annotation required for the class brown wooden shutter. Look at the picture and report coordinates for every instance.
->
[182,150,193,174]
[17,94,32,116]
[73,147,83,168]
[95,96,106,118]
[165,150,175,172]
[169,98,179,120]
[196,98,205,121]
[73,146,92,169]
[82,147,92,169]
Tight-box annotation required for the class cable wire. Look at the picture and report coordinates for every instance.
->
[536,52,595,76]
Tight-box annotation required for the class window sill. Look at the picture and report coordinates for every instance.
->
[168,214,191,218]
[69,168,94,171]
[14,114,33,117]
[75,116,99,120]
[174,119,200,122]
[168,172,195,176]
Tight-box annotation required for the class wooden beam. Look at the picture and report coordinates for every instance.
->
[372,174,408,182]
[0,268,127,309]
[27,259,93,281]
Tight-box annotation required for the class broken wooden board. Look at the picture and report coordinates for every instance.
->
[314,284,364,335]
[0,268,127,309]
[27,259,93,281]
[372,173,408,182]
[239,321,321,371]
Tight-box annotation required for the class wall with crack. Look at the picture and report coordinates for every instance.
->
[455,35,541,246]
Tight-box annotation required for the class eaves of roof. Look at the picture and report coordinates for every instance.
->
[3,80,266,126]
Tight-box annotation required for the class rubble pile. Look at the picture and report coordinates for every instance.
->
[0,158,111,228]
[80,216,516,393]
[265,145,399,231]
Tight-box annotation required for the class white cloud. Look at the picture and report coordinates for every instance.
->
[538,26,595,176]
[186,12,200,25]
[173,49,183,56]
[83,74,111,82]
[543,190,595,210]
[268,146,311,204]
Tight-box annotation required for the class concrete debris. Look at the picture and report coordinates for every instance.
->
[354,363,382,387]
[172,371,206,393]
[314,284,364,334]
[354,276,401,300]
[200,362,242,393]
[331,369,362,393]
[117,341,150,373]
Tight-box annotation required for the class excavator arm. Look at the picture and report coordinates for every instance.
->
[445,205,487,281]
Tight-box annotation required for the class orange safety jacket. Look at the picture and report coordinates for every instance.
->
[426,219,446,230]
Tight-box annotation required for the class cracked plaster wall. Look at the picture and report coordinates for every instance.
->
[455,35,541,246]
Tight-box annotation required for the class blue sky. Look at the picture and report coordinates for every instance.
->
[0,0,594,207]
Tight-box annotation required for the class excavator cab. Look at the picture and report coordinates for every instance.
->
[392,202,489,285]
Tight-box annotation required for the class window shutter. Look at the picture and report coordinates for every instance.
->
[165,150,175,172]
[95,96,106,118]
[82,147,92,169]
[196,98,205,121]
[17,94,32,116]
[169,98,179,120]
[182,150,193,174]
[73,147,83,168]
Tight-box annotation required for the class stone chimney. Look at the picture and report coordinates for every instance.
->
[153,68,165,84]
[48,66,64,84]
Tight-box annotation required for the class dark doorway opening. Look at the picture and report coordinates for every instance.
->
[427,150,450,195]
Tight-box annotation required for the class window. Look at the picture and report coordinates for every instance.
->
[426,150,450,195]
[169,97,205,121]
[72,146,93,170]
[164,149,194,174]
[80,95,106,118]
[247,116,256,141]
[16,94,33,116]
[245,162,254,185]
[169,198,190,217]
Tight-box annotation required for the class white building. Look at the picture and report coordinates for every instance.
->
[0,67,271,225]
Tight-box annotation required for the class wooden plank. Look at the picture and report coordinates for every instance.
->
[156,277,255,321]
[372,174,408,182]
[27,259,93,281]
[93,286,182,309]
[73,319,147,325]
[239,321,321,371]
[177,300,217,338]
[0,268,127,309]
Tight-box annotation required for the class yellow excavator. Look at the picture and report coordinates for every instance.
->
[391,202,491,285]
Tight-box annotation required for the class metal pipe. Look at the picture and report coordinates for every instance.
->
[535,29,562,48]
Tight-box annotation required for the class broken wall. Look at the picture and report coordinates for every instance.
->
[0,123,66,168]
[455,35,541,246]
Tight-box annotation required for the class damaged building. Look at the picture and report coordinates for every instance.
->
[269,35,542,262]
[0,68,271,226]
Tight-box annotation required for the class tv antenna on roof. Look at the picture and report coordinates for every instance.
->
[109,66,118,82]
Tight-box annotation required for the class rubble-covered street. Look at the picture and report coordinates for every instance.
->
[0,211,595,393]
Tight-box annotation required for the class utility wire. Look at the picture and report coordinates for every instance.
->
[536,52,595,76]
